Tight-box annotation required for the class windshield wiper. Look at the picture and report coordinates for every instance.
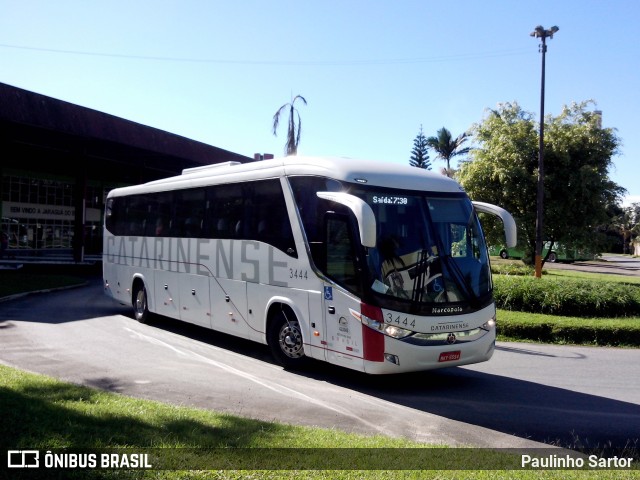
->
[432,210,482,307]
[411,249,441,304]
[441,252,480,307]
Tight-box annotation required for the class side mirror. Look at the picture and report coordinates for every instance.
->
[317,192,377,247]
[472,201,517,248]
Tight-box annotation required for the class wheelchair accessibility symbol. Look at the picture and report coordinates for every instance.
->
[324,286,333,301]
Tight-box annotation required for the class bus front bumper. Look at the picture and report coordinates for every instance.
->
[363,328,496,374]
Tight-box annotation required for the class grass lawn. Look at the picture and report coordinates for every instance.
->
[1,364,635,479]
[545,269,640,285]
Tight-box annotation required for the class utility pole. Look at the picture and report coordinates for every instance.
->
[530,25,559,278]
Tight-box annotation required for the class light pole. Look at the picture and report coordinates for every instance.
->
[530,25,559,278]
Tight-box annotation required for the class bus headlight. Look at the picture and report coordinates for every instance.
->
[383,324,412,339]
[351,307,412,339]
[481,316,496,331]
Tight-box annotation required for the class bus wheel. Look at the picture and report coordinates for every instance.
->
[500,249,509,259]
[548,252,558,263]
[133,282,150,323]
[268,309,306,368]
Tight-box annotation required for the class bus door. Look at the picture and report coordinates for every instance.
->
[307,289,326,361]
[322,214,365,370]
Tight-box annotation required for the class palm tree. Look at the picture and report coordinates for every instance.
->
[272,95,307,156]
[426,127,470,177]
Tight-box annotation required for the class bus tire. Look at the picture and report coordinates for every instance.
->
[132,281,150,324]
[548,252,558,263]
[267,308,307,369]
[499,249,509,259]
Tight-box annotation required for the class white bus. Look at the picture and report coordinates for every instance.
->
[103,156,516,374]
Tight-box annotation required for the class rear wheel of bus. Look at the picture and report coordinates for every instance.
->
[267,307,307,368]
[132,281,150,324]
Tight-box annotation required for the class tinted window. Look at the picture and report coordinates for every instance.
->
[105,180,297,257]
[206,179,296,257]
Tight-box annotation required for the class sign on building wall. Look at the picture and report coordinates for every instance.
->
[2,202,101,222]
[3,202,75,221]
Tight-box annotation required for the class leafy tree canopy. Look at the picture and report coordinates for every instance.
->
[457,100,625,263]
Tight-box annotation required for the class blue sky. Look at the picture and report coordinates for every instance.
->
[1,0,639,205]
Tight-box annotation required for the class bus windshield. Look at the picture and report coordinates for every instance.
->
[290,177,492,314]
[355,189,491,309]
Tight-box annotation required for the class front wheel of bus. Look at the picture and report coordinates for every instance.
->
[133,283,150,324]
[268,309,307,369]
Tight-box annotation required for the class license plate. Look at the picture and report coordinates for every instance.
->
[438,351,461,362]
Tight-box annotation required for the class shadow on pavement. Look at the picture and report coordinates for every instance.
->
[2,276,638,457]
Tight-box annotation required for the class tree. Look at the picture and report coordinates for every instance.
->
[409,125,431,169]
[612,203,640,254]
[457,101,625,265]
[272,95,307,156]
[426,127,470,177]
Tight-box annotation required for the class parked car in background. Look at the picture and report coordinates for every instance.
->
[488,242,595,263]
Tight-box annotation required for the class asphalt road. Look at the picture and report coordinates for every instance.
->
[1,276,639,452]
[544,254,640,276]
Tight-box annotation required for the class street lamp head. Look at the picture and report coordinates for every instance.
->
[530,25,545,38]
[548,26,559,38]
[530,25,559,39]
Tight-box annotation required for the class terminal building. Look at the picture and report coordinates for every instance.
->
[0,82,253,262]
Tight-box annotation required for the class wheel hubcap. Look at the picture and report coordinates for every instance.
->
[279,323,303,358]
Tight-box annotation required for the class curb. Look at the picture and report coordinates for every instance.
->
[0,281,90,303]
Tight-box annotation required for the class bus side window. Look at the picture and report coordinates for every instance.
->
[126,196,147,236]
[251,180,296,257]
[212,218,229,237]
[324,214,361,295]
[105,198,117,234]
[149,192,172,237]
[172,188,205,238]
[208,184,243,240]
[207,180,296,257]
[184,217,201,237]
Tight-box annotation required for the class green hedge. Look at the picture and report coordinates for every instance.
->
[496,311,640,347]
[493,275,640,317]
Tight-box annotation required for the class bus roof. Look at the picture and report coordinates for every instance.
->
[108,156,464,197]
